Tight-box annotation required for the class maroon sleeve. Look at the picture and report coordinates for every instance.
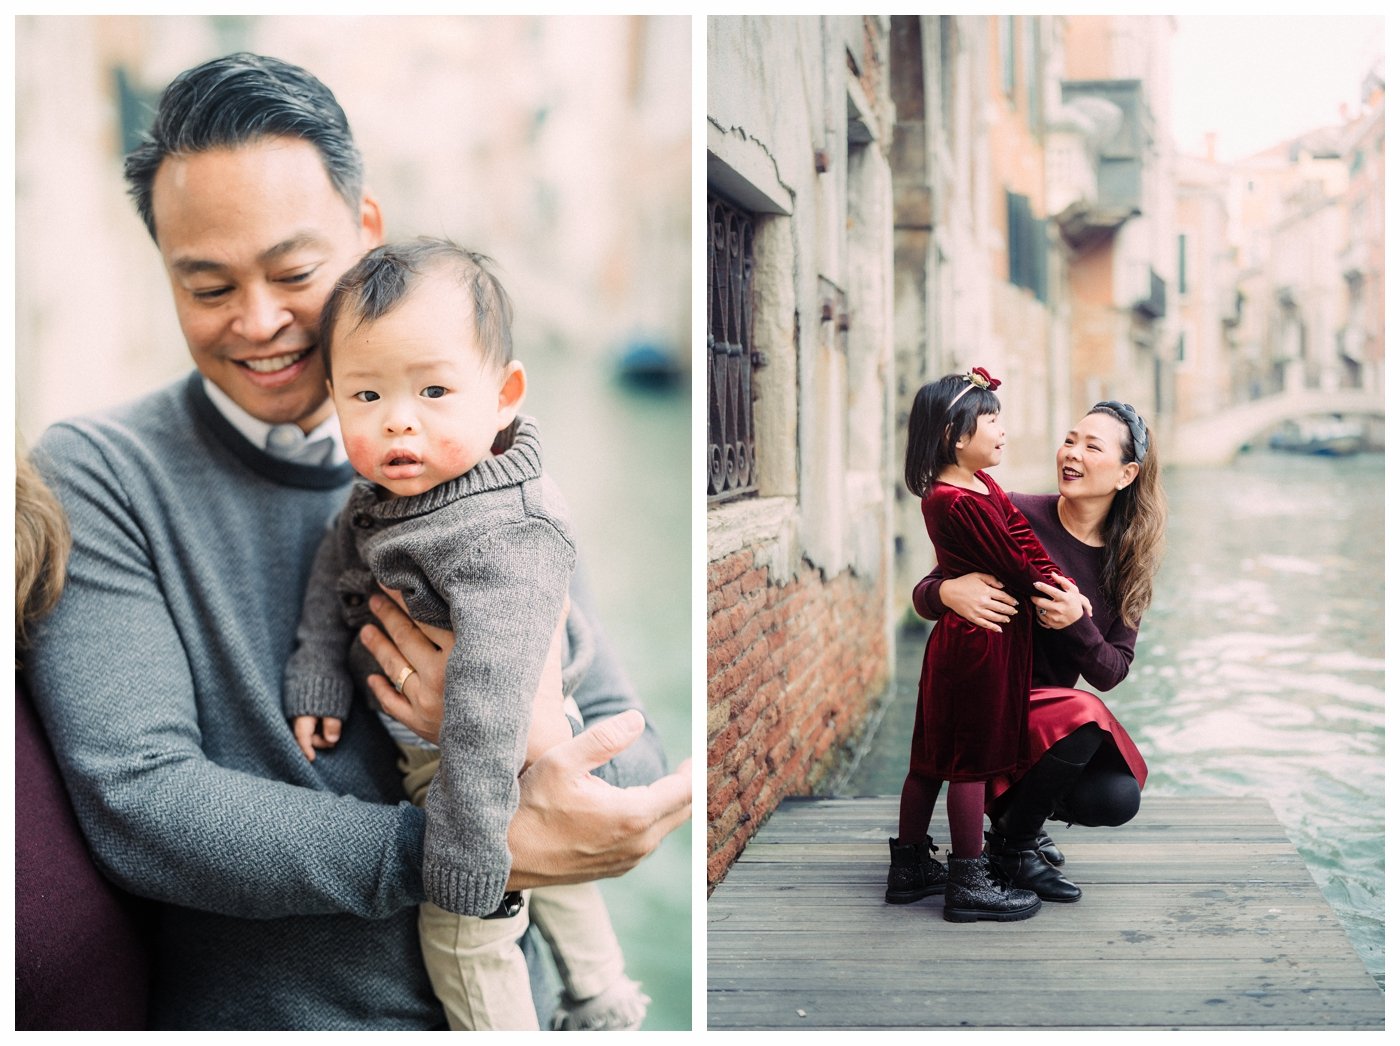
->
[940,491,1062,602]
[1055,611,1138,691]
[911,565,946,620]
[15,681,153,1029]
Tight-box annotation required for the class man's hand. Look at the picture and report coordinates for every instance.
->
[361,590,452,744]
[363,590,691,885]
[506,709,692,889]
[940,571,1019,632]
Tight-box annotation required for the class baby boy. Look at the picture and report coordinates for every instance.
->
[283,239,646,1030]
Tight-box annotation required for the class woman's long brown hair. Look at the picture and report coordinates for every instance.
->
[1093,407,1167,630]
[16,455,71,651]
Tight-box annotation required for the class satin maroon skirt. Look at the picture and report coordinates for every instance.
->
[986,686,1149,803]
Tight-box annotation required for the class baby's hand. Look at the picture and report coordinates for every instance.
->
[292,715,343,761]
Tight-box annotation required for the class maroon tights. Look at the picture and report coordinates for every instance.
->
[897,772,984,859]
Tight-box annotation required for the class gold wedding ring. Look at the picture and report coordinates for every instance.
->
[392,665,417,693]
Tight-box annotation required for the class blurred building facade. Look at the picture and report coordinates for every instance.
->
[1170,59,1384,456]
[1337,66,1385,395]
[15,14,690,447]
[1056,15,1178,441]
[1338,65,1383,394]
[1173,143,1235,422]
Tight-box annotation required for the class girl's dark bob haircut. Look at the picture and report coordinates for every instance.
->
[904,374,1001,497]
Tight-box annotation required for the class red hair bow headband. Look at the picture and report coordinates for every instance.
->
[950,366,1001,407]
[968,367,1001,390]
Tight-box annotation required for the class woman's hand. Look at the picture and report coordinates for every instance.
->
[940,572,1019,632]
[361,589,452,744]
[1031,572,1091,630]
[506,709,693,888]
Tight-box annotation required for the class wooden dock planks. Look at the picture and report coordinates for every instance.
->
[707,795,1383,1030]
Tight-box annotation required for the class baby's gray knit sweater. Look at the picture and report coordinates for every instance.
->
[284,416,574,917]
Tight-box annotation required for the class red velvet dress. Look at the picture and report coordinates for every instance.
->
[909,472,1065,782]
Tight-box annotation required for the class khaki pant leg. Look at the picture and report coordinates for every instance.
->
[402,744,535,1028]
[529,882,627,1001]
[418,897,539,1031]
[396,742,441,806]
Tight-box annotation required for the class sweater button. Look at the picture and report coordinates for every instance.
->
[342,592,365,607]
[352,512,374,529]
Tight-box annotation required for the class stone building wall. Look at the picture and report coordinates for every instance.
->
[706,15,896,888]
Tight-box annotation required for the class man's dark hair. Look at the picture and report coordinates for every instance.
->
[320,239,514,380]
[124,52,364,240]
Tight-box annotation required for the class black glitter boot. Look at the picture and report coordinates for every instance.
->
[943,855,1042,922]
[885,836,949,903]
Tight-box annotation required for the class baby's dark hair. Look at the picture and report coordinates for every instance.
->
[320,238,513,380]
[904,373,1001,497]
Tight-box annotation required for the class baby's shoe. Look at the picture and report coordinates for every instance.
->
[550,977,650,1031]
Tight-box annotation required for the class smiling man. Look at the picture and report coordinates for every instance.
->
[25,53,689,1030]
[147,139,373,431]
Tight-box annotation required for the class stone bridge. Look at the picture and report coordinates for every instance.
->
[1167,387,1384,465]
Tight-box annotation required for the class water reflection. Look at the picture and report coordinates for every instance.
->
[1133,450,1383,988]
[529,342,692,1028]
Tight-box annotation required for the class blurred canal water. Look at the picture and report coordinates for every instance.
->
[839,450,1384,991]
[528,339,692,1028]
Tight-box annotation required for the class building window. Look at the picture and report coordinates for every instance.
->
[939,16,957,132]
[1177,233,1188,294]
[708,192,757,501]
[113,67,161,156]
[1000,16,1017,100]
[1006,190,1046,302]
[1025,17,1042,132]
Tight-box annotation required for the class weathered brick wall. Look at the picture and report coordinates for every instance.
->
[707,548,888,890]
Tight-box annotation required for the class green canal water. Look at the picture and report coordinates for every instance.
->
[841,450,1384,991]
[528,342,692,1028]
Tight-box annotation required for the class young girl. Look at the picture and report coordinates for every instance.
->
[888,367,1084,922]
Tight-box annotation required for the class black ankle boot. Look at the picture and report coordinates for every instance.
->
[885,836,948,904]
[991,807,1066,866]
[1035,829,1065,866]
[984,828,1081,902]
[943,855,1041,922]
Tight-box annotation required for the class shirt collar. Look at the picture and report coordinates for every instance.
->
[201,377,347,465]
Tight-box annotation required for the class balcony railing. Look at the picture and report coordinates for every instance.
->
[1133,268,1166,320]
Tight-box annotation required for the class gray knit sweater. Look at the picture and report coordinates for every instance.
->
[284,416,576,917]
[25,373,665,1029]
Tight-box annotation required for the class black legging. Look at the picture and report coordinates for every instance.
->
[990,723,1141,840]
